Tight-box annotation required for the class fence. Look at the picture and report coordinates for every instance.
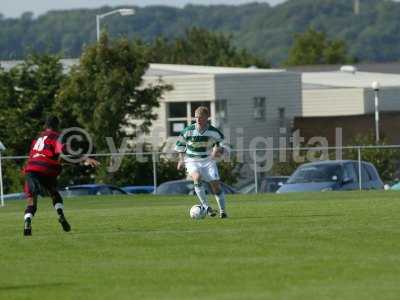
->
[1,144,400,207]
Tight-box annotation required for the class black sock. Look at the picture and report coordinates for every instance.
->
[56,208,64,217]
[24,205,37,216]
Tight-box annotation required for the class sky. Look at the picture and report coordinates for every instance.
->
[0,0,287,18]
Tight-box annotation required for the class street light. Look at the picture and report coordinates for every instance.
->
[372,81,380,143]
[96,8,135,42]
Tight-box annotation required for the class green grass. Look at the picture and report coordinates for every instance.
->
[1,191,400,300]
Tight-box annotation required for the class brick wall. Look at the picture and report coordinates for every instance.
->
[293,112,400,145]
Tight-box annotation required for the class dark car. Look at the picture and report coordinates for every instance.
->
[59,184,128,198]
[121,185,155,194]
[277,160,384,193]
[239,176,289,194]
[156,179,236,195]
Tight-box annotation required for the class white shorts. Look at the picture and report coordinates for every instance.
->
[185,158,220,182]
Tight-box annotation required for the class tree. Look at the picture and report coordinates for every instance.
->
[344,132,400,182]
[4,1,400,64]
[218,158,241,186]
[0,54,65,193]
[149,27,270,68]
[56,33,172,152]
[285,27,351,66]
[0,54,65,156]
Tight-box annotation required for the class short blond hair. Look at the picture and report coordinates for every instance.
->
[194,106,209,117]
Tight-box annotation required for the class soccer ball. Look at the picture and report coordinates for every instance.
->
[189,205,206,219]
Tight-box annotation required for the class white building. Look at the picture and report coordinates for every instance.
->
[301,69,400,117]
[143,64,301,149]
[1,60,302,148]
[291,67,400,145]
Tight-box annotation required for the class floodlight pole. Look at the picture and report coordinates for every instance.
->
[372,81,380,143]
[0,142,5,207]
[96,8,135,42]
[152,152,157,194]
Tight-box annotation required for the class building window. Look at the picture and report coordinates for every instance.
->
[167,102,187,136]
[216,99,228,122]
[253,97,266,120]
[278,107,285,127]
[169,102,186,118]
[168,121,186,136]
[167,101,211,136]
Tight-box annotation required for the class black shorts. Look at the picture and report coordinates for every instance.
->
[24,172,58,198]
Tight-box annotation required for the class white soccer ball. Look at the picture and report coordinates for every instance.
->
[189,205,206,219]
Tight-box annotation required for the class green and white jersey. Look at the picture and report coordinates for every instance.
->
[175,124,224,160]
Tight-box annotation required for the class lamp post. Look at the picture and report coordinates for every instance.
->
[96,8,135,42]
[0,141,5,207]
[372,81,380,143]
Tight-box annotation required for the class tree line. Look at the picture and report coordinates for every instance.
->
[0,25,395,193]
[0,25,361,193]
[0,0,399,65]
[1,29,252,193]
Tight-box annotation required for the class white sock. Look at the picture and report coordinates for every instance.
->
[24,213,33,220]
[54,203,64,211]
[214,191,226,213]
[194,182,209,209]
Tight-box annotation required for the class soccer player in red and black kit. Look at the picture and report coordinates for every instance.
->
[23,116,99,236]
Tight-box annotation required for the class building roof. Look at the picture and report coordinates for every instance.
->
[145,67,194,76]
[4,58,400,89]
[302,71,400,89]
[1,58,284,76]
[288,62,400,74]
[0,58,79,73]
[146,63,284,76]
[0,60,20,71]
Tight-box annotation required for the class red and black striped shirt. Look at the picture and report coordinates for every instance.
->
[24,129,64,176]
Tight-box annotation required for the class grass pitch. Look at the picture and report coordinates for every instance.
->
[1,191,400,300]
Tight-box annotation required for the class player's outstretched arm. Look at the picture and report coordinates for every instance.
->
[177,153,185,170]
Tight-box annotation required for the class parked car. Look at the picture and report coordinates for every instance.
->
[2,192,27,201]
[59,184,128,198]
[121,185,154,194]
[277,160,384,193]
[156,179,236,195]
[390,182,400,190]
[239,176,289,194]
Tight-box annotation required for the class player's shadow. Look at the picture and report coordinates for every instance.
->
[236,214,343,219]
[276,214,344,218]
[0,282,73,291]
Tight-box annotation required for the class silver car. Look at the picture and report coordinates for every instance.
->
[277,160,384,193]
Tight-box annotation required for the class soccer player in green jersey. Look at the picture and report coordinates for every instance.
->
[175,106,228,218]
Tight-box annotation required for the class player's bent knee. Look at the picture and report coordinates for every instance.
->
[26,197,35,206]
[50,191,63,204]
[190,173,201,182]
